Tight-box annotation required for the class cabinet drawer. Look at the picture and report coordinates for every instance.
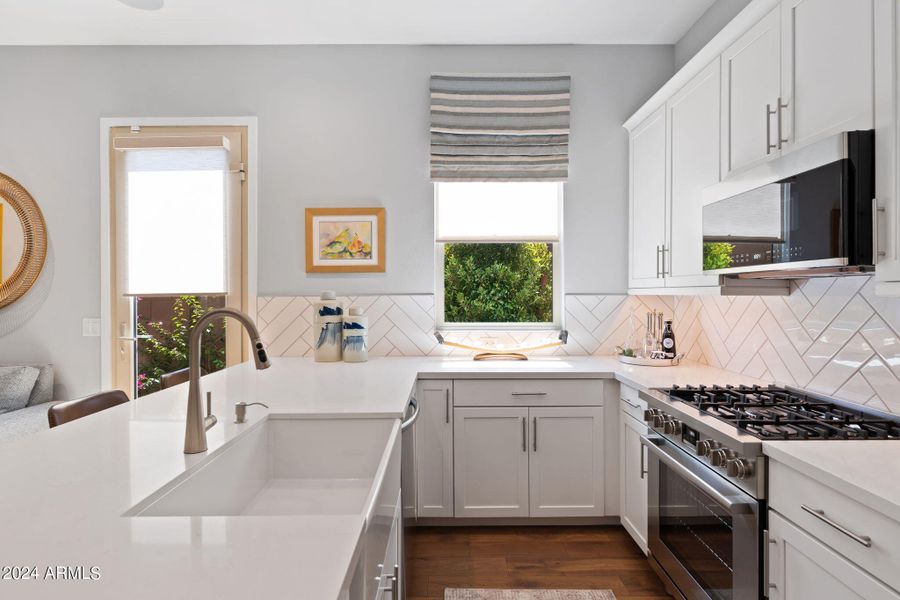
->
[619,384,646,422]
[769,460,900,590]
[453,379,603,407]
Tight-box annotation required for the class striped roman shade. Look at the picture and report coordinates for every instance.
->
[430,74,571,182]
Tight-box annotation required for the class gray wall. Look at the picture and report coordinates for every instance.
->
[0,44,673,398]
[674,0,751,69]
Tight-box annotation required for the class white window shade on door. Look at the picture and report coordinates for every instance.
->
[120,145,230,296]
[436,182,561,242]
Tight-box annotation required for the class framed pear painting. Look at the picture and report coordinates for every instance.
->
[305,208,385,273]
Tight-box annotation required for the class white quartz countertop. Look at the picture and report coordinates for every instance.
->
[1,355,898,598]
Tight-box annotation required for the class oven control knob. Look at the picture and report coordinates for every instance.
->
[663,419,681,435]
[696,440,720,457]
[726,457,754,479]
[643,409,660,424]
[652,413,667,428]
[710,448,734,467]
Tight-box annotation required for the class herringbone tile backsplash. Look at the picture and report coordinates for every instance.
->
[259,275,900,414]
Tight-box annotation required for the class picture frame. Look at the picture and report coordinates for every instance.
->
[305,207,385,273]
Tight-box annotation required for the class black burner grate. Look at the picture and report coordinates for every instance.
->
[665,384,900,440]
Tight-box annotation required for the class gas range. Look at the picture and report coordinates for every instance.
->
[642,384,900,501]
[666,384,900,441]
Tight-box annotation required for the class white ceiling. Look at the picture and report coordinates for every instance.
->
[0,0,717,45]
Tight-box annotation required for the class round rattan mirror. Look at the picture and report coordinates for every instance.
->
[0,173,47,310]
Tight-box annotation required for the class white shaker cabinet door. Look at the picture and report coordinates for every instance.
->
[415,380,454,517]
[454,407,530,518]
[781,0,874,152]
[628,104,668,289]
[666,58,722,288]
[721,6,781,178]
[619,409,648,554]
[528,407,605,518]
[767,510,900,600]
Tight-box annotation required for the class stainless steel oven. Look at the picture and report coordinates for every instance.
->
[642,434,762,600]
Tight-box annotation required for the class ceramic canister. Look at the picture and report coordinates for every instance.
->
[313,291,343,362]
[342,307,368,363]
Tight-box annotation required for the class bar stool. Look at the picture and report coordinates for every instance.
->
[47,390,129,428]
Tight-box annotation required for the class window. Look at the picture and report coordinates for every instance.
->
[435,182,563,329]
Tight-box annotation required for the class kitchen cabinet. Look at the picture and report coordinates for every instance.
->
[767,510,900,600]
[454,407,530,518]
[628,105,668,290]
[619,398,648,554]
[667,58,722,287]
[780,0,874,152]
[414,380,453,518]
[528,407,605,517]
[721,6,781,178]
[453,404,605,518]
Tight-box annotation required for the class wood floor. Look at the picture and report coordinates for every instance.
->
[406,525,673,600]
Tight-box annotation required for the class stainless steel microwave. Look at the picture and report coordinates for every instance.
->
[702,130,875,278]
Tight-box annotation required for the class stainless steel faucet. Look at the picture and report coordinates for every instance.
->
[184,307,271,454]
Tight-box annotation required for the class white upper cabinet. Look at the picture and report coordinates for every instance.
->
[628,105,668,289]
[781,0,874,151]
[721,6,782,178]
[667,58,723,287]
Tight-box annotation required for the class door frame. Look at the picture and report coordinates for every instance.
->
[98,116,259,390]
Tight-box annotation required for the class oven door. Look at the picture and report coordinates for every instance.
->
[642,435,761,600]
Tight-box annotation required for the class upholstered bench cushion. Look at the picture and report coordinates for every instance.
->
[0,366,40,414]
[0,402,60,444]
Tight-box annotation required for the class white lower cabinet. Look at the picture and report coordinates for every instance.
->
[619,408,648,554]
[528,407,605,517]
[767,510,900,600]
[414,380,453,517]
[454,407,530,518]
[374,493,402,600]
[453,405,605,518]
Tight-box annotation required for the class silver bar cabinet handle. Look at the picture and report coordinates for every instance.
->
[445,388,450,424]
[661,245,668,276]
[511,392,547,397]
[873,198,886,263]
[640,443,647,480]
[777,96,789,149]
[764,529,777,596]
[766,103,777,154]
[621,397,641,410]
[656,245,662,277]
[521,417,527,452]
[533,417,538,452]
[801,505,872,547]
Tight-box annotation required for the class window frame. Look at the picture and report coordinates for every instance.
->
[434,182,565,332]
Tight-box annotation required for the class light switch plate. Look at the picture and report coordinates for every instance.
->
[82,318,101,337]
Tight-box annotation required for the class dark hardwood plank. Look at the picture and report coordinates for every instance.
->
[406,525,673,600]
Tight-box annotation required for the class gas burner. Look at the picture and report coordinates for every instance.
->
[666,384,900,441]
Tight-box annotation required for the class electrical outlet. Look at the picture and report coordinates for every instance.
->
[82,318,101,337]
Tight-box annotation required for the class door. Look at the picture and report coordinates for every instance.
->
[415,380,453,517]
[629,105,668,289]
[109,125,248,398]
[767,510,900,600]
[721,6,781,178]
[666,58,722,288]
[781,0,874,152]
[620,410,648,554]
[528,407,604,517]
[454,407,529,518]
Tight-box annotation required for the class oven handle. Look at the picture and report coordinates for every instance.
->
[641,435,753,513]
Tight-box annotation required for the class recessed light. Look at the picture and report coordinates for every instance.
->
[118,0,164,10]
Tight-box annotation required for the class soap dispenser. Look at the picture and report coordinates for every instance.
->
[314,291,343,362]
[342,307,368,363]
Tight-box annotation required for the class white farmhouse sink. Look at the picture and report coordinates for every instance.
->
[127,417,400,518]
